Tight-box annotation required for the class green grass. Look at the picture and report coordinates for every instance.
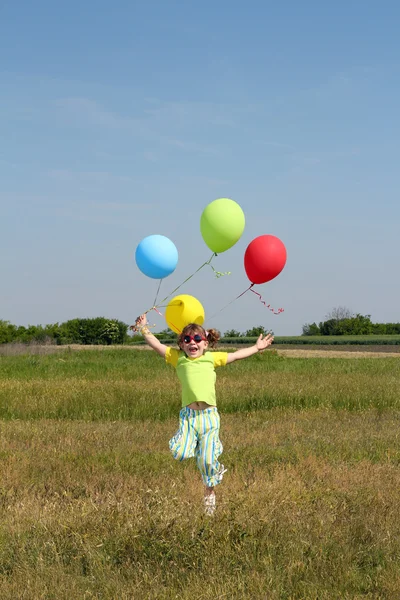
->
[134,334,400,346]
[1,348,400,598]
[273,334,400,345]
[0,348,399,421]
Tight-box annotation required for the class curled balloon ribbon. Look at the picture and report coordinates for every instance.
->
[207,252,231,278]
[209,264,231,278]
[249,287,284,315]
[207,283,284,323]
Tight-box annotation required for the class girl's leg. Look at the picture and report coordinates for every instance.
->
[195,408,226,514]
[169,407,197,461]
[195,410,224,486]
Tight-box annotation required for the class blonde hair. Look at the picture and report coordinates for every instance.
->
[178,323,220,349]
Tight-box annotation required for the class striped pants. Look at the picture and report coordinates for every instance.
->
[169,406,224,488]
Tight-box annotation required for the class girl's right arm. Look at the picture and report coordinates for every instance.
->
[135,314,168,358]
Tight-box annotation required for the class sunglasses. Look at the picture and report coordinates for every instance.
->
[183,334,207,344]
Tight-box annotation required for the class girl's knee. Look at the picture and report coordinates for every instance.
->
[170,446,188,461]
[169,435,193,461]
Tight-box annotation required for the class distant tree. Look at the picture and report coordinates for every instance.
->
[373,322,400,334]
[17,324,51,343]
[0,320,18,344]
[100,320,121,345]
[325,306,353,321]
[345,314,373,335]
[56,317,128,345]
[302,322,321,336]
[319,314,373,336]
[245,325,268,337]
[58,318,83,344]
[154,328,177,341]
[223,329,242,338]
[303,306,361,336]
[320,319,339,335]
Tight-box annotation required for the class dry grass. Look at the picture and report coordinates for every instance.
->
[0,341,60,356]
[1,340,400,359]
[1,349,400,598]
[1,411,400,598]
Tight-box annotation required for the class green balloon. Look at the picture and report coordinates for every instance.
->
[200,198,245,253]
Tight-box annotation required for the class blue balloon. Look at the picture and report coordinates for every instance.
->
[135,235,178,279]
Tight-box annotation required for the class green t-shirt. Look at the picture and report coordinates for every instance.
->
[165,348,228,408]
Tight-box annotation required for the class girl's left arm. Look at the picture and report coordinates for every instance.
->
[226,333,274,364]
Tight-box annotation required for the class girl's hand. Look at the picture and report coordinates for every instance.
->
[135,314,148,328]
[129,314,148,332]
[226,332,274,364]
[132,313,167,358]
[256,333,274,351]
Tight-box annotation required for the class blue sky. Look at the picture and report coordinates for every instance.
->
[1,1,399,335]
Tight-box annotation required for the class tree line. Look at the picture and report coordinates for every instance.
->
[1,308,399,346]
[0,318,128,345]
[302,307,400,336]
[0,319,273,346]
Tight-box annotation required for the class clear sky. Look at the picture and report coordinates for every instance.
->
[1,1,399,336]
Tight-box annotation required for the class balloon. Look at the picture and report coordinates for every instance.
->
[135,235,178,279]
[244,235,287,284]
[165,294,205,333]
[200,198,245,253]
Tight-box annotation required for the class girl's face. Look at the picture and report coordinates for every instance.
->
[179,331,209,358]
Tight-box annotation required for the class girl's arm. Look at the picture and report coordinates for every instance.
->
[135,314,168,358]
[226,333,274,364]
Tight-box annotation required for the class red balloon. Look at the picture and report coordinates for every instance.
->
[244,235,287,284]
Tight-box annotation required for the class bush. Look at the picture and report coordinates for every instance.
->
[245,326,270,337]
[0,318,129,346]
[224,329,243,338]
[63,318,129,345]
[0,320,18,344]
[302,322,321,336]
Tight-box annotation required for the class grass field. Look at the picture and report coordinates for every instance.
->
[1,347,400,599]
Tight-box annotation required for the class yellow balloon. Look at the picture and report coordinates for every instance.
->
[165,294,205,334]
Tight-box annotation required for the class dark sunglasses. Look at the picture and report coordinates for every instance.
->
[183,334,206,344]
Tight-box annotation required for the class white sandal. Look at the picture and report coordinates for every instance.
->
[204,492,216,516]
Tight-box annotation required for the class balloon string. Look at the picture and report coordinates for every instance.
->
[130,254,219,330]
[129,305,164,334]
[151,307,181,334]
[141,252,229,317]
[130,305,182,335]
[206,284,253,322]
[152,279,162,308]
[249,288,284,314]
[207,284,284,323]
[155,252,222,307]
[132,253,231,331]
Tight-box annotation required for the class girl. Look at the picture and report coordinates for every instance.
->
[134,314,274,515]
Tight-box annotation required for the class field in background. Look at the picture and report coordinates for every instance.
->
[132,334,400,348]
[218,335,400,346]
[1,348,400,598]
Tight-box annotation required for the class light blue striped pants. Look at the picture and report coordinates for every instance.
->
[169,406,224,487]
